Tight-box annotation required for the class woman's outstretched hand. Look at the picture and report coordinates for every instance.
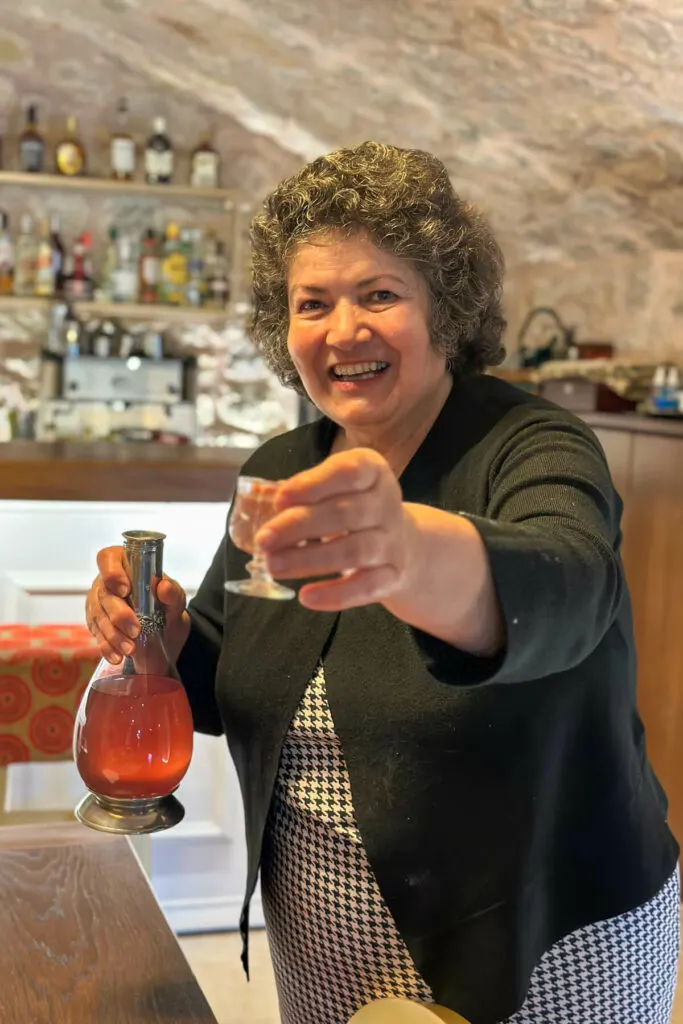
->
[255,448,416,613]
[256,447,503,656]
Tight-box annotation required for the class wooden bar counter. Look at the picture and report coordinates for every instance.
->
[0,440,251,502]
[0,821,218,1023]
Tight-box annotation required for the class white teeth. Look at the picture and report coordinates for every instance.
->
[333,361,388,377]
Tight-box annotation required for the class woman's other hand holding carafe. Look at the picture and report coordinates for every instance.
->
[85,546,190,664]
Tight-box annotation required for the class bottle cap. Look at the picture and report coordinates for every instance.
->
[166,222,179,239]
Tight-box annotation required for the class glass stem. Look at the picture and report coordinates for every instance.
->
[247,545,272,582]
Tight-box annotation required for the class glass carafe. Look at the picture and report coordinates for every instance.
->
[74,530,194,834]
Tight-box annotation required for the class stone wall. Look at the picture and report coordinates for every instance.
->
[504,252,683,364]
[1,0,683,413]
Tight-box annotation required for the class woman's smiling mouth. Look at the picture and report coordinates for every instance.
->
[330,361,390,382]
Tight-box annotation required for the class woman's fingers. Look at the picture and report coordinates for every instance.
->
[257,491,385,552]
[87,545,137,661]
[274,448,388,510]
[90,609,135,658]
[297,566,401,611]
[98,587,139,637]
[96,545,131,598]
[267,528,388,579]
[157,575,187,622]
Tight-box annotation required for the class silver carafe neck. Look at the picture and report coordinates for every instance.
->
[122,530,166,634]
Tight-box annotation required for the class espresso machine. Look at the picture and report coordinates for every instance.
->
[37,305,198,443]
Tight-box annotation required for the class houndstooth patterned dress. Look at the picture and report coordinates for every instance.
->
[260,664,680,1024]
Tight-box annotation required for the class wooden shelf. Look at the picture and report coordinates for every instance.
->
[0,170,243,207]
[0,295,230,324]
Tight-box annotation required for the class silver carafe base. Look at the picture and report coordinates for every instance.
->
[75,791,185,835]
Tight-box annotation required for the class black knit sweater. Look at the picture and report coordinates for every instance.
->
[178,374,678,1024]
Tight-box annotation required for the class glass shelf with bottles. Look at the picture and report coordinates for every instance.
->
[0,100,239,204]
[0,210,232,319]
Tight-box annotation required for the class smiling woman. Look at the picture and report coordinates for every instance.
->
[86,141,680,1024]
[250,140,506,392]
[284,235,450,465]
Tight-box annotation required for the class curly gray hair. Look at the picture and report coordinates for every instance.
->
[250,141,506,393]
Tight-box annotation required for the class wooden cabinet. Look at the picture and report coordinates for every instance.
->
[586,415,683,844]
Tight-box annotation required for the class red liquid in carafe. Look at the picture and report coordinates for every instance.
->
[74,674,194,799]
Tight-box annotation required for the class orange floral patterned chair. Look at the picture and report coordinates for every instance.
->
[0,624,100,824]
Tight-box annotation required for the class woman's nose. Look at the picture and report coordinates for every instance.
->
[326,301,368,348]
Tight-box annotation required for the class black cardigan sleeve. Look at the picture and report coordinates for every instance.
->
[414,414,626,685]
[176,530,227,736]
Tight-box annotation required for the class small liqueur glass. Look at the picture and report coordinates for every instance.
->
[224,476,295,600]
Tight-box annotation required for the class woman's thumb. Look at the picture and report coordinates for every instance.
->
[157,575,186,618]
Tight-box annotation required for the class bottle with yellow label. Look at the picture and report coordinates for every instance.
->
[160,223,188,306]
[55,116,86,177]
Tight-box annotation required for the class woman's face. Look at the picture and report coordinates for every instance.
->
[286,233,448,435]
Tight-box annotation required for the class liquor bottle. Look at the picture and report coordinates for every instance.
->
[110,97,135,181]
[64,232,94,301]
[159,222,187,305]
[190,134,220,188]
[74,530,194,835]
[145,117,173,185]
[139,228,160,303]
[112,234,139,303]
[186,248,206,308]
[13,214,38,297]
[0,212,14,296]
[19,104,44,173]
[205,240,230,309]
[99,225,119,301]
[62,305,84,359]
[55,116,86,176]
[34,217,55,297]
[50,215,66,298]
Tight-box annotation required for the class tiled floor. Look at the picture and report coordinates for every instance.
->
[179,917,683,1024]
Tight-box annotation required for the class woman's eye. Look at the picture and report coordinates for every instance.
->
[297,299,325,313]
[367,289,397,303]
